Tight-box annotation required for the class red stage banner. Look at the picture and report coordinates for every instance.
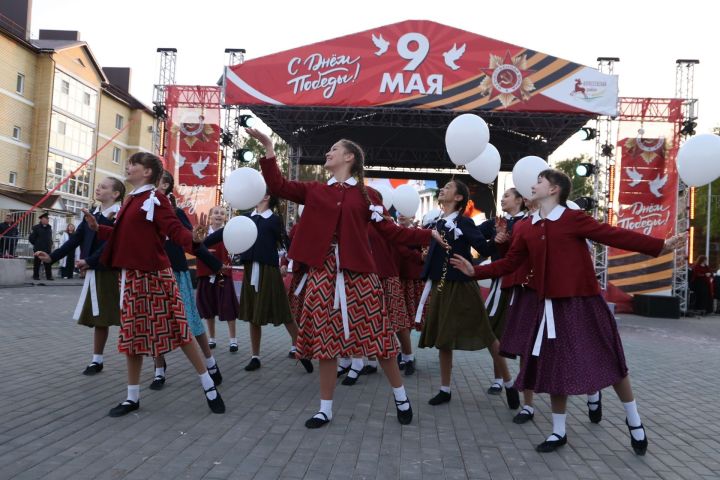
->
[164,86,221,223]
[224,20,617,115]
[607,137,677,311]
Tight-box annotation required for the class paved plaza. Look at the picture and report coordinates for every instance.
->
[1,282,719,479]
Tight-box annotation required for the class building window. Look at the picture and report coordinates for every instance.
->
[12,126,21,140]
[9,172,17,186]
[112,146,121,164]
[61,80,70,95]
[46,152,91,199]
[57,120,66,135]
[83,92,91,105]
[115,114,124,130]
[16,73,25,95]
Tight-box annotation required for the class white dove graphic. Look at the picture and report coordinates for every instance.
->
[625,167,643,187]
[172,150,186,169]
[443,43,466,70]
[372,33,389,56]
[649,173,668,198]
[191,156,210,179]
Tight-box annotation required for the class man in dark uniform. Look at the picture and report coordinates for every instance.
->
[29,212,54,280]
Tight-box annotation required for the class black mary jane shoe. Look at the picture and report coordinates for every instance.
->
[397,355,406,370]
[208,341,217,349]
[244,357,261,371]
[149,375,166,390]
[299,358,314,373]
[428,390,451,405]
[208,363,222,386]
[336,365,350,378]
[505,386,520,410]
[341,368,362,386]
[229,343,239,353]
[403,360,416,376]
[359,365,378,375]
[108,400,139,417]
[626,419,648,455]
[305,412,330,429]
[395,398,413,425]
[487,382,503,395]
[587,391,602,424]
[536,433,567,453]
[83,362,103,376]
[205,386,225,414]
[288,349,297,359]
[512,407,535,424]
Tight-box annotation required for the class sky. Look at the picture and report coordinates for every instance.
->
[30,0,719,163]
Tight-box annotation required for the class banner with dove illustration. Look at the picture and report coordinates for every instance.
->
[606,137,677,309]
[223,20,617,115]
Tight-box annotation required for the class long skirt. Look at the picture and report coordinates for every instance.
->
[381,276,410,332]
[174,270,205,337]
[196,275,239,321]
[418,280,496,351]
[515,295,628,395]
[296,246,398,360]
[76,269,121,328]
[239,263,293,326]
[498,286,542,359]
[288,270,308,322]
[401,278,426,331]
[117,268,193,357]
[485,279,513,338]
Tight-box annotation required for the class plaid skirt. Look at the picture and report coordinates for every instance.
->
[117,268,193,357]
[296,245,398,360]
[402,278,427,331]
[288,270,308,322]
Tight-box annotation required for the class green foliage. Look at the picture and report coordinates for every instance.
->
[554,154,595,198]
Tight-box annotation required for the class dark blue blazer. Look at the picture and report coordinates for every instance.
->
[50,211,115,270]
[422,214,492,282]
[479,214,525,261]
[239,213,283,267]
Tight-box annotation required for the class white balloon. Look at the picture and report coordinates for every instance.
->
[466,144,501,183]
[445,114,490,165]
[477,258,492,288]
[566,200,581,210]
[223,167,266,210]
[371,184,394,210]
[677,134,720,187]
[223,216,258,254]
[422,208,442,226]
[297,205,304,217]
[393,184,420,217]
[512,156,549,198]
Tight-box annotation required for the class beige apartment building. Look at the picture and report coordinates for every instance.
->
[0,0,154,251]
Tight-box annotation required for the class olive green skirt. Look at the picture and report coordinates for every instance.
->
[239,263,293,326]
[418,280,496,351]
[486,281,513,338]
[76,269,121,328]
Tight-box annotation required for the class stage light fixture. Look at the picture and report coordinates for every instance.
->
[153,104,167,119]
[601,143,614,157]
[236,114,258,128]
[681,119,697,136]
[575,163,596,177]
[220,130,234,147]
[233,148,255,163]
[573,196,597,211]
[580,127,597,141]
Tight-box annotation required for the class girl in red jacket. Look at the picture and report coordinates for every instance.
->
[86,152,225,417]
[451,169,682,454]
[247,128,442,428]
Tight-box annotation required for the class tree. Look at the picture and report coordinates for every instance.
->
[554,154,595,199]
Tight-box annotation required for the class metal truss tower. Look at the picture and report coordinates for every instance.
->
[221,48,245,183]
[152,48,177,156]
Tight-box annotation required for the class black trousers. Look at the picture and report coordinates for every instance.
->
[33,255,53,279]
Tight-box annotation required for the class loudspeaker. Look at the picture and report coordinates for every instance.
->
[632,294,680,319]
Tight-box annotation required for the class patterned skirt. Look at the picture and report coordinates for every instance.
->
[418,280,496,351]
[174,270,205,337]
[118,268,193,357]
[381,276,410,332]
[239,263,293,326]
[196,275,239,321]
[515,295,629,396]
[403,278,428,331]
[296,245,398,360]
[288,270,308,322]
[498,286,542,359]
[76,269,121,328]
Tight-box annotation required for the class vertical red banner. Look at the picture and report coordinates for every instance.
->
[607,137,677,311]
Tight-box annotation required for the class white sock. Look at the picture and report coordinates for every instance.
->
[401,353,414,362]
[154,367,165,378]
[367,359,378,368]
[549,413,566,439]
[624,400,645,440]
[440,385,451,393]
[91,354,103,364]
[230,337,237,345]
[504,379,514,389]
[338,357,351,370]
[393,386,410,411]
[493,377,503,387]
[348,358,364,378]
[205,355,216,369]
[199,372,217,400]
[587,391,600,411]
[289,345,297,352]
[521,404,534,414]
[314,399,333,420]
[209,337,216,344]
[127,385,140,403]
[251,355,260,360]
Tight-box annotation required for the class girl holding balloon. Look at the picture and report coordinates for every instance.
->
[247,127,443,429]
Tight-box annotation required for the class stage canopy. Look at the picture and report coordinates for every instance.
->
[223,20,618,172]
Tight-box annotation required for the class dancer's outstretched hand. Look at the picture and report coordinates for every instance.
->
[81,209,98,231]
[661,234,685,254]
[449,254,474,277]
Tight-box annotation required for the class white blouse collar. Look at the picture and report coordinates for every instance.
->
[327,176,358,186]
[531,204,566,224]
[251,209,273,219]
